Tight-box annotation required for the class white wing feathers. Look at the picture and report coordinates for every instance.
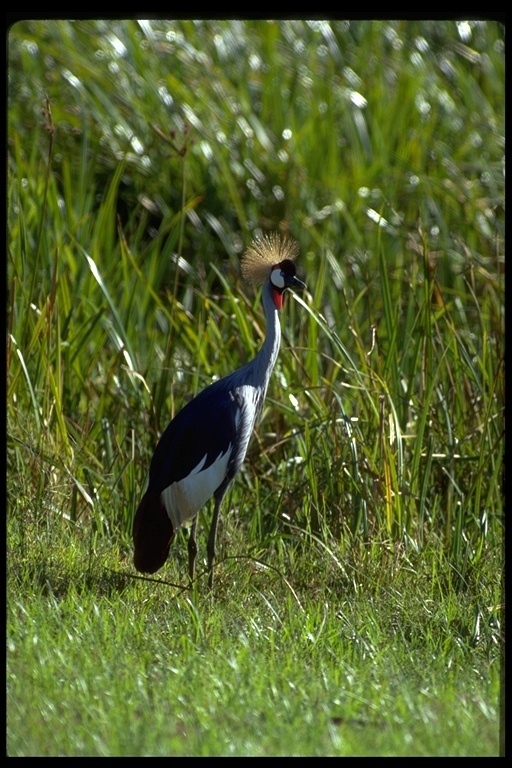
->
[161,446,233,530]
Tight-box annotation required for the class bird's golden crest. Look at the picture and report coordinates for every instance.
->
[241,233,299,286]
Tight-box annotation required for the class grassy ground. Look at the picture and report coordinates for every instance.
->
[7,19,504,756]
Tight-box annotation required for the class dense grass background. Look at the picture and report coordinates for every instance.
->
[7,19,504,756]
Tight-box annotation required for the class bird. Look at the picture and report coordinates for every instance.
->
[133,232,306,588]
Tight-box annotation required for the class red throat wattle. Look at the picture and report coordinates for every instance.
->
[272,287,284,310]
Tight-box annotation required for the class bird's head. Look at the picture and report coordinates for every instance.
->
[241,233,306,310]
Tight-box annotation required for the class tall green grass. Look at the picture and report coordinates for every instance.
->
[7,20,503,756]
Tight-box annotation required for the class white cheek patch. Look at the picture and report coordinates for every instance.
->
[161,445,233,530]
[270,267,286,289]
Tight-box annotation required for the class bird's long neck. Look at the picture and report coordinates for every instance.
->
[250,280,282,391]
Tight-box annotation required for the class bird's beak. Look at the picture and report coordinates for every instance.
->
[285,274,306,291]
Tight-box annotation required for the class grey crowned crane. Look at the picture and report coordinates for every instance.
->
[133,233,306,587]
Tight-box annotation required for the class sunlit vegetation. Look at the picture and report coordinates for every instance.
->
[7,20,503,756]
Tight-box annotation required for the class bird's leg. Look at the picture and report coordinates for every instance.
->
[207,496,223,589]
[188,517,198,584]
